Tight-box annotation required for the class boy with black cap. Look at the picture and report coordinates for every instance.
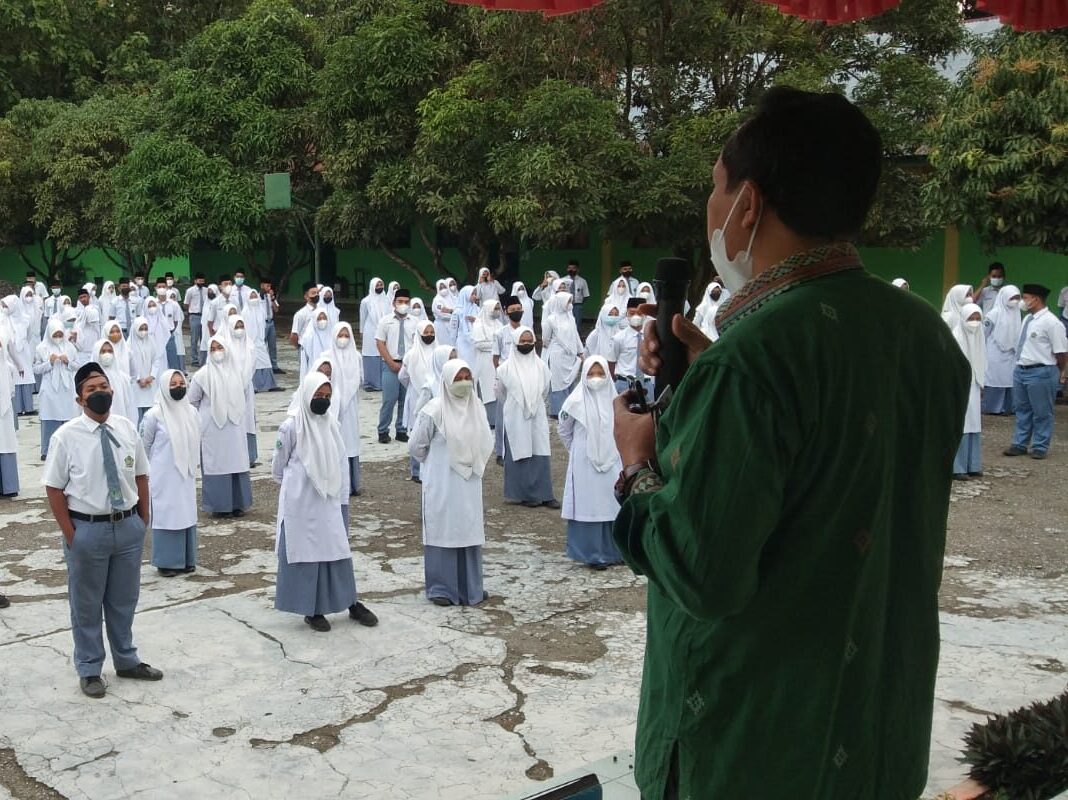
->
[289,281,320,351]
[608,298,652,401]
[184,273,208,365]
[1004,283,1068,459]
[43,362,162,698]
[375,288,415,443]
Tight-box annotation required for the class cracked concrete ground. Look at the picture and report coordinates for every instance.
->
[0,329,1066,799]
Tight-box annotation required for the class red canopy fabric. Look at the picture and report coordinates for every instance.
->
[756,0,1068,29]
[447,0,605,16]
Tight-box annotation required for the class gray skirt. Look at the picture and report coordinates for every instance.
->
[152,526,197,569]
[40,418,64,458]
[549,388,570,417]
[13,384,33,414]
[252,368,277,393]
[201,472,252,513]
[484,400,497,429]
[503,435,555,504]
[0,451,19,496]
[565,520,623,567]
[424,545,485,606]
[247,433,258,463]
[362,355,383,391]
[274,525,357,616]
[348,457,361,495]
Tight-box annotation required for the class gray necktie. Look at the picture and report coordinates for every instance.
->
[1017,315,1034,355]
[123,301,132,331]
[99,424,125,510]
[397,316,406,358]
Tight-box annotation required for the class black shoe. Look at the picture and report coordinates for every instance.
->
[268,387,284,393]
[182,566,196,574]
[521,500,541,508]
[1003,446,1027,456]
[351,490,362,497]
[1031,451,1048,460]
[411,476,421,484]
[0,594,9,609]
[231,508,245,518]
[80,676,106,698]
[542,499,561,509]
[116,663,163,681]
[952,473,970,482]
[40,455,46,462]
[589,563,609,571]
[304,615,331,632]
[249,461,260,468]
[395,432,409,443]
[496,455,504,466]
[430,597,453,607]
[158,568,181,577]
[968,471,983,478]
[273,368,286,374]
[378,433,391,444]
[348,602,378,627]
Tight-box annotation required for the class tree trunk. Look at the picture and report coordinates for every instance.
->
[380,245,433,292]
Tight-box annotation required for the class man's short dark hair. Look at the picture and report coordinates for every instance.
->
[195,272,206,280]
[567,259,579,267]
[134,272,145,279]
[988,262,1006,274]
[720,87,882,240]
[156,277,167,285]
[620,261,632,268]
[218,274,232,284]
[118,277,130,285]
[303,281,317,293]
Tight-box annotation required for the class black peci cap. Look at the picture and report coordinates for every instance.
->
[75,362,109,394]
[1021,284,1050,300]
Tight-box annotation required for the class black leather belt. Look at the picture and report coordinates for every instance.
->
[1019,363,1053,369]
[70,508,136,523]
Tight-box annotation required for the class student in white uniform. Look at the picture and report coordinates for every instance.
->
[272,372,378,632]
[492,296,525,461]
[981,284,1022,415]
[375,289,416,444]
[692,281,731,342]
[359,277,388,391]
[330,323,363,496]
[511,281,534,329]
[470,299,502,427]
[244,290,278,392]
[940,284,973,327]
[532,270,561,324]
[497,327,559,509]
[6,293,36,414]
[141,370,200,577]
[98,281,117,323]
[585,303,622,358]
[224,314,260,467]
[128,316,159,424]
[72,305,103,368]
[91,337,136,423]
[951,303,986,480]
[454,284,479,367]
[409,358,494,606]
[188,336,253,517]
[43,362,160,698]
[474,268,505,306]
[559,356,624,569]
[34,319,79,459]
[0,336,19,497]
[608,299,653,401]
[542,293,584,417]
[165,289,185,371]
[317,286,341,328]
[431,280,456,346]
[1004,284,1068,459]
[299,309,334,381]
[400,320,438,482]
[410,297,429,325]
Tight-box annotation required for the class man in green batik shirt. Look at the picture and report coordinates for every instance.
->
[612,88,970,800]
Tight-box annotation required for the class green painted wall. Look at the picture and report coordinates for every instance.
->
[858,229,947,307]
[956,230,1068,316]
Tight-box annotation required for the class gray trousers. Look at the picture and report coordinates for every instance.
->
[188,314,201,365]
[63,513,146,677]
[265,319,279,369]
[378,366,407,436]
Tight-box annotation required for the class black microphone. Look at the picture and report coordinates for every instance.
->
[652,257,691,400]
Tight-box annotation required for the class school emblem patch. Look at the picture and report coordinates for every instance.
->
[124,455,134,468]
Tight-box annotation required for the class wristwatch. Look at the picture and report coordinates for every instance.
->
[614,459,660,504]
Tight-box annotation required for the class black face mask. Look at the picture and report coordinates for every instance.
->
[517,343,535,355]
[375,287,385,295]
[120,288,130,297]
[567,269,577,276]
[322,295,332,304]
[421,335,435,345]
[170,386,187,401]
[508,310,523,323]
[310,397,331,415]
[85,391,113,415]
[207,291,216,300]
[308,296,319,305]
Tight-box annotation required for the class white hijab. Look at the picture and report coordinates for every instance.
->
[475,299,503,338]
[410,297,428,322]
[91,338,128,393]
[154,369,200,478]
[243,290,267,344]
[637,282,656,305]
[0,296,19,347]
[424,344,456,399]
[365,276,389,317]
[953,303,986,387]
[403,320,438,392]
[293,372,344,500]
[891,278,909,290]
[227,314,256,382]
[0,339,13,420]
[587,302,622,357]
[317,287,341,326]
[330,322,362,407]
[605,277,631,312]
[695,281,729,341]
[100,321,130,373]
[424,359,494,479]
[142,298,170,351]
[193,335,246,428]
[288,353,339,420]
[560,356,619,473]
[35,319,76,393]
[985,284,1023,352]
[547,293,582,354]
[497,327,549,418]
[129,316,157,379]
[941,284,972,327]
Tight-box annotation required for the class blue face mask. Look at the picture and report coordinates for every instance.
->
[234,277,245,286]
[603,314,621,327]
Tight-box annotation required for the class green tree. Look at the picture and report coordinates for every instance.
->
[925,32,1068,253]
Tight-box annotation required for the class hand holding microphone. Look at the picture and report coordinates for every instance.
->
[636,307,710,380]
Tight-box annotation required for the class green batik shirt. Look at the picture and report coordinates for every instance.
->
[614,245,970,800]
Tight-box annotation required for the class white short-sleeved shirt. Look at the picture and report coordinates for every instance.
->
[292,303,315,339]
[609,326,643,378]
[184,285,208,314]
[493,325,520,362]
[1018,308,1068,366]
[1058,287,1068,320]
[375,314,416,360]
[43,412,149,515]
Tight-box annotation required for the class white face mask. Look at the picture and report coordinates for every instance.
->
[395,304,410,316]
[146,305,158,316]
[586,376,608,391]
[166,279,174,287]
[249,298,260,306]
[136,329,148,339]
[232,328,245,339]
[438,287,449,297]
[990,277,1004,288]
[211,350,226,364]
[964,319,982,331]
[628,314,644,329]
[1008,298,1022,309]
[99,352,115,367]
[221,285,232,297]
[51,336,65,346]
[448,380,474,398]
[335,335,351,348]
[316,319,328,330]
[709,187,761,294]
